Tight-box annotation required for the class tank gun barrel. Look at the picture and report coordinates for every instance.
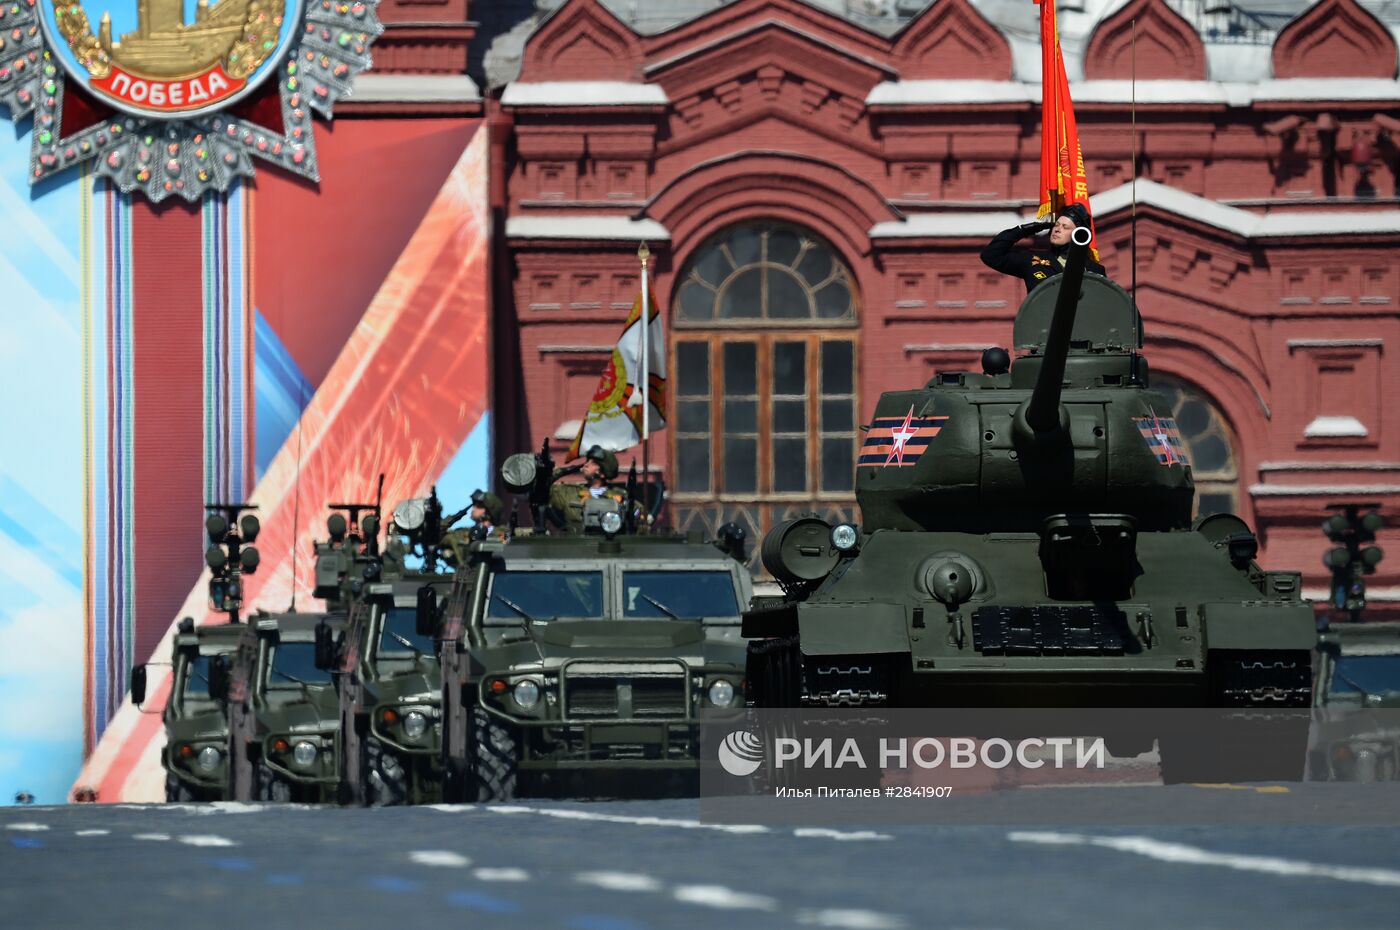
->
[1024,225,1094,434]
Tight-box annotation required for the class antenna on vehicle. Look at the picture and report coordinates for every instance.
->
[289,379,308,612]
[1131,17,1138,302]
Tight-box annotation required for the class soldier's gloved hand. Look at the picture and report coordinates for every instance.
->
[1018,220,1053,236]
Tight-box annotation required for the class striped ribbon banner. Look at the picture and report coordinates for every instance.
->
[203,182,252,510]
[82,174,135,751]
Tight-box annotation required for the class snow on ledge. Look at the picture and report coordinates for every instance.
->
[1304,416,1369,439]
[502,82,669,107]
[506,216,671,241]
[352,74,481,103]
[864,78,1400,108]
[870,181,1400,240]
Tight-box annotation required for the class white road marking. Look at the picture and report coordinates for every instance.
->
[409,850,471,868]
[473,867,529,882]
[178,835,237,847]
[424,804,476,813]
[132,833,171,841]
[75,829,110,837]
[673,884,778,911]
[575,871,664,893]
[796,908,908,929]
[481,805,885,840]
[1010,831,1400,887]
[792,828,893,842]
[5,823,49,832]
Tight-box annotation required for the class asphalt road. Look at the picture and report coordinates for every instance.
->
[4,790,1400,929]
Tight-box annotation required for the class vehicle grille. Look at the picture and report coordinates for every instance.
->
[563,661,688,720]
[971,605,1130,656]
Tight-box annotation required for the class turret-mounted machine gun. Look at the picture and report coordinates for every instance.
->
[390,485,471,572]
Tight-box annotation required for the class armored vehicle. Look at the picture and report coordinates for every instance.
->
[432,454,753,801]
[1310,621,1400,781]
[132,503,265,801]
[744,227,1316,780]
[244,610,347,802]
[132,618,257,801]
[327,492,465,806]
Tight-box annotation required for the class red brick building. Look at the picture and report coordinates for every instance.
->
[487,0,1400,617]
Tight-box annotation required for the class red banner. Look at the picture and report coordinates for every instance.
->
[1035,0,1097,254]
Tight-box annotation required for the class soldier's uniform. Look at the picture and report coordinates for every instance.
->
[980,204,1106,292]
[549,480,628,534]
[547,446,629,534]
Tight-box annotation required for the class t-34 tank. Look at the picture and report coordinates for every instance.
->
[744,226,1316,780]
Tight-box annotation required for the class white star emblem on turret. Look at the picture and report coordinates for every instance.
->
[885,405,918,466]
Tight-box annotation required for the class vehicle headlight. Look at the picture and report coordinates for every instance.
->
[600,510,623,535]
[708,679,735,707]
[196,746,222,772]
[513,679,541,709]
[403,710,429,740]
[292,741,318,767]
[830,523,859,552]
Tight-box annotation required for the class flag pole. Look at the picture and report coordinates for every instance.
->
[1131,17,1138,302]
[637,240,651,524]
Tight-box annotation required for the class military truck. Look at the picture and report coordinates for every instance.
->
[744,226,1316,782]
[132,504,264,801]
[431,453,752,801]
[327,491,466,805]
[1310,621,1400,781]
[244,609,348,802]
[132,617,257,801]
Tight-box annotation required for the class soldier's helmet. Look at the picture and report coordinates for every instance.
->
[470,489,505,524]
[584,444,620,480]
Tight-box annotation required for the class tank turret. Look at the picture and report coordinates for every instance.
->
[857,225,1191,534]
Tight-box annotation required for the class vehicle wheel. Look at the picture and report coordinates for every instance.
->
[470,706,518,802]
[746,634,802,708]
[165,772,196,803]
[366,737,408,807]
[255,763,293,803]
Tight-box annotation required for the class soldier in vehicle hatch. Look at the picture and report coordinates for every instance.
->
[467,488,506,541]
[980,203,1106,291]
[548,444,627,533]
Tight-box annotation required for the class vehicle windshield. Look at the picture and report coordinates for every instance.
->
[1330,654,1400,698]
[486,571,604,622]
[267,641,334,688]
[377,606,435,657]
[623,571,739,620]
[182,654,217,699]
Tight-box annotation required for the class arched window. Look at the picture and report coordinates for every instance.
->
[670,222,860,562]
[1151,373,1240,517]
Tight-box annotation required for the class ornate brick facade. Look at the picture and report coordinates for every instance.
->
[492,0,1400,616]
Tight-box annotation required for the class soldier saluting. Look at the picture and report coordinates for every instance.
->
[548,444,628,533]
[980,203,1105,292]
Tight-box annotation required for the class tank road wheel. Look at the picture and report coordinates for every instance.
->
[255,763,293,803]
[470,706,519,802]
[165,772,196,803]
[746,634,803,708]
[366,737,408,807]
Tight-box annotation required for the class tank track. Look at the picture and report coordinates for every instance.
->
[748,637,890,708]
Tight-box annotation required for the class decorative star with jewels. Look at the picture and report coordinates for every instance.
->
[0,0,382,201]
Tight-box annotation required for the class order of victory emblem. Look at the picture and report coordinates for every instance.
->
[1,0,381,199]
